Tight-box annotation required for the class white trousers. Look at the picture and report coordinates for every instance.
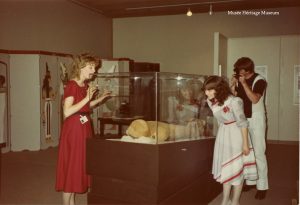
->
[246,112,269,190]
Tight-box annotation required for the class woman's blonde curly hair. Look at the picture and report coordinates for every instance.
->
[69,53,101,80]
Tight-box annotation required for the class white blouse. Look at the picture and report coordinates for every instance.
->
[207,96,248,128]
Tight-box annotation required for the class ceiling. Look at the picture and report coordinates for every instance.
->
[69,0,300,18]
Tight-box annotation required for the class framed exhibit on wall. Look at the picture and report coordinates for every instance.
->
[255,65,268,104]
[255,65,268,80]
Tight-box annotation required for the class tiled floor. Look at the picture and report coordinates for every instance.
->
[209,142,299,205]
[0,142,298,205]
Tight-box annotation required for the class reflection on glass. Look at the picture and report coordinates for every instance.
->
[90,72,214,144]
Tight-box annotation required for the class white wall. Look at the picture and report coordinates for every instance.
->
[113,7,300,75]
[0,0,112,57]
[10,55,41,151]
[228,36,281,141]
[227,35,299,141]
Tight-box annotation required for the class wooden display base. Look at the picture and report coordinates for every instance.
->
[86,138,221,204]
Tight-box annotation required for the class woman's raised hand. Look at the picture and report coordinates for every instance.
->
[86,85,98,100]
[99,89,113,100]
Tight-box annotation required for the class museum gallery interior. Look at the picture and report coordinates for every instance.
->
[0,0,299,205]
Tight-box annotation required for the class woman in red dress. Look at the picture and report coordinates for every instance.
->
[55,53,111,205]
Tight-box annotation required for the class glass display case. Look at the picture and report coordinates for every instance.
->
[90,72,214,143]
[86,72,220,205]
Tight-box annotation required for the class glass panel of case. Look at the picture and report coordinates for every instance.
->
[90,72,214,144]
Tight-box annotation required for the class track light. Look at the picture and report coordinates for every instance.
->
[186,8,192,16]
[209,4,213,15]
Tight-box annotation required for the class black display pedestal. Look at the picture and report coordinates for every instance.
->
[86,138,221,205]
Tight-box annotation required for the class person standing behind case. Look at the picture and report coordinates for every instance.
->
[231,57,268,200]
[55,53,112,205]
[203,76,257,205]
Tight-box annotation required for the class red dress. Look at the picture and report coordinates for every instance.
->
[55,80,92,193]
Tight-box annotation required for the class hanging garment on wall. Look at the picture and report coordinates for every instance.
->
[41,62,56,143]
[44,98,53,142]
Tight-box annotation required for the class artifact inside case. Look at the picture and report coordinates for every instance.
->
[90,72,214,143]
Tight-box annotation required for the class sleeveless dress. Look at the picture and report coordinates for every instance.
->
[207,96,258,185]
[55,80,92,193]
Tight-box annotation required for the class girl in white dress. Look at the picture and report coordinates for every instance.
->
[203,76,257,205]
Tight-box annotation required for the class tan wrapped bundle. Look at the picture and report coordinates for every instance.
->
[147,121,169,142]
[126,120,169,142]
[126,119,206,142]
[126,119,150,138]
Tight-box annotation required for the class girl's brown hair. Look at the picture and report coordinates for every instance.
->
[69,53,101,80]
[203,75,231,105]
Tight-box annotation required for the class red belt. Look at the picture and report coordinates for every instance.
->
[224,120,236,125]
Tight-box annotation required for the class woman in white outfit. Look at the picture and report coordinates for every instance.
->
[203,76,258,205]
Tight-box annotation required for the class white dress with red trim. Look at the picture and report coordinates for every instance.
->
[207,96,258,185]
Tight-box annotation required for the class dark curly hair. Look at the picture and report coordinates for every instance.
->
[202,75,232,105]
[233,57,254,73]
